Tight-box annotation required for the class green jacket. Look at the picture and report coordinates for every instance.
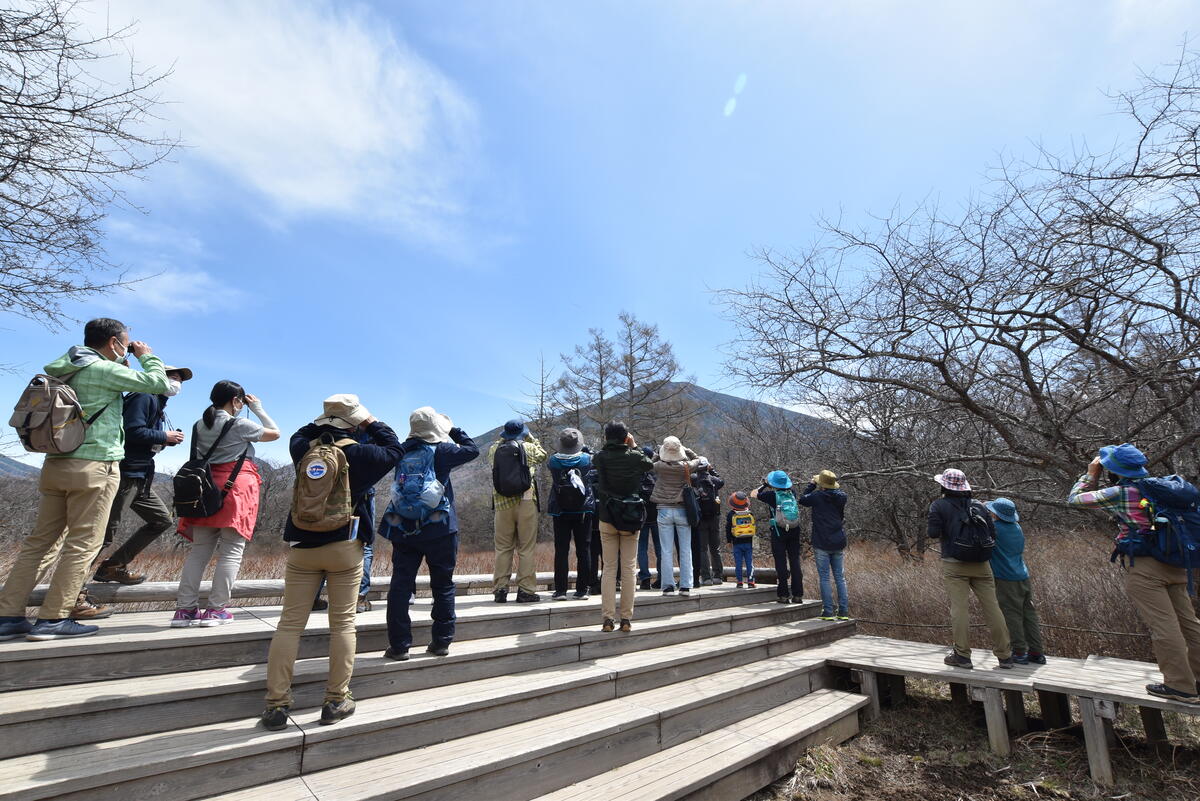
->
[44,347,170,462]
[593,442,654,526]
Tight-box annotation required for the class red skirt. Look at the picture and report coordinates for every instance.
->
[178,460,262,542]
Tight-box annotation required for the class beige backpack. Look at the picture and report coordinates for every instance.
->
[291,433,357,532]
[9,371,108,454]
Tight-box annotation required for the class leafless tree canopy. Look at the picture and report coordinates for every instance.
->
[724,51,1200,511]
[0,1,174,324]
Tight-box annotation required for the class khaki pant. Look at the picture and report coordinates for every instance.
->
[0,459,119,619]
[600,522,638,622]
[995,578,1044,655]
[941,559,1011,660]
[493,499,539,593]
[266,539,364,707]
[1125,558,1200,693]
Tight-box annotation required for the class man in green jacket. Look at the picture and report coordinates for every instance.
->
[593,421,654,632]
[0,318,169,641]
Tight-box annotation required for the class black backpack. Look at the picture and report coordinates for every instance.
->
[492,439,532,497]
[553,466,588,513]
[948,500,996,562]
[173,419,250,518]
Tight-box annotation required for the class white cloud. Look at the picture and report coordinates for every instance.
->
[111,268,246,315]
[87,1,479,248]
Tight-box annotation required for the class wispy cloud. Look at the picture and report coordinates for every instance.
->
[88,1,480,250]
[110,268,246,316]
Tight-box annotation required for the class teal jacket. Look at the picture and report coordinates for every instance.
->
[989,518,1030,582]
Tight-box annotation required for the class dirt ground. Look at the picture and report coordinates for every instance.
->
[750,680,1200,801]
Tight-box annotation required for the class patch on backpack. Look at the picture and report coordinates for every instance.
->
[306,461,329,480]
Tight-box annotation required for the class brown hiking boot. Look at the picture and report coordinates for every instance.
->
[93,564,146,585]
[69,593,113,620]
[356,595,372,613]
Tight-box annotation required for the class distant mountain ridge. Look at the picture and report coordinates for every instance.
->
[472,382,823,450]
[0,455,39,480]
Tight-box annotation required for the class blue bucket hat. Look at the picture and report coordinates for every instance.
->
[1099,443,1149,479]
[766,470,792,490]
[985,498,1019,524]
[501,419,529,440]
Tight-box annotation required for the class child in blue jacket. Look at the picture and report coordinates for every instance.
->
[986,497,1046,665]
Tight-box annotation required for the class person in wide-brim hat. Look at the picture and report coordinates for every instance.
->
[313,393,372,429]
[409,406,453,444]
[812,470,840,490]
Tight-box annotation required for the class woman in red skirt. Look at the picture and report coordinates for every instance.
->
[172,380,280,627]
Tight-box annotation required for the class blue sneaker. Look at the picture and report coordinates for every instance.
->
[26,618,99,641]
[0,617,32,641]
[1012,652,1030,665]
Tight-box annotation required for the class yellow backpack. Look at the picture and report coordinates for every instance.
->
[731,511,756,538]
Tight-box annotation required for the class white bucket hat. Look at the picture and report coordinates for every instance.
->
[314,393,371,429]
[409,406,453,443]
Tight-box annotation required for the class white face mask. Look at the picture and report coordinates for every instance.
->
[164,378,182,397]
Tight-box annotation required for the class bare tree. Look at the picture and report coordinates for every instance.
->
[513,352,557,446]
[723,50,1200,508]
[1,1,175,325]
[612,310,699,442]
[558,327,619,431]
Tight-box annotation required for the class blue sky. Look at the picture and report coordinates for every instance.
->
[2,0,1195,469]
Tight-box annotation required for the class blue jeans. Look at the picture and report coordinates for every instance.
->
[657,506,692,590]
[387,528,458,650]
[813,547,848,616]
[733,541,754,582]
[637,514,661,581]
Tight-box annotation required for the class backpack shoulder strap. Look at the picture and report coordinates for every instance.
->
[189,422,202,461]
[201,418,238,463]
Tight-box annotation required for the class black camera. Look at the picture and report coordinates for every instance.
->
[126,344,136,354]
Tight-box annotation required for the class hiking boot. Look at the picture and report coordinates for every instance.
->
[312,598,329,611]
[515,590,543,603]
[1146,683,1200,704]
[1027,652,1047,665]
[943,651,973,669]
[997,657,1015,670]
[776,596,790,604]
[426,642,450,657]
[679,587,691,596]
[93,564,145,585]
[601,618,615,632]
[384,647,409,661]
[790,596,804,604]
[0,617,32,641]
[170,608,199,628]
[639,578,652,590]
[1012,651,1030,665]
[619,619,632,633]
[662,585,675,595]
[713,575,725,584]
[736,582,744,588]
[551,592,568,601]
[572,591,589,600]
[260,706,290,731]
[69,593,113,620]
[198,607,234,627]
[748,580,756,588]
[320,697,356,725]
[589,583,602,596]
[356,596,373,613]
[26,619,99,641]
[493,588,508,604]
[650,579,662,590]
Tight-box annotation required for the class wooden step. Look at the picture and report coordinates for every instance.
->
[532,688,869,801]
[3,651,832,801]
[0,609,844,759]
[0,585,801,691]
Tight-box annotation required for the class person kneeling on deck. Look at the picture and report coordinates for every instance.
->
[260,395,403,731]
[1067,444,1200,705]
[379,407,479,661]
[927,469,1014,670]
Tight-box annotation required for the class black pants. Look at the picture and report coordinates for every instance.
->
[692,516,722,583]
[553,514,593,595]
[705,516,723,579]
[589,523,603,591]
[100,476,174,569]
[388,529,457,650]
[771,529,804,598]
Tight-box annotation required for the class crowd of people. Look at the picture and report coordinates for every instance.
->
[0,318,1197,732]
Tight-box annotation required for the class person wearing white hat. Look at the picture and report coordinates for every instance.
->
[261,394,404,731]
[649,436,708,596]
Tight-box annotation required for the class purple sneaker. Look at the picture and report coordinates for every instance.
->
[198,607,234,627]
[170,608,199,628]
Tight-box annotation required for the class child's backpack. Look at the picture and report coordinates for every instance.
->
[382,443,447,536]
[553,465,588,513]
[731,511,756,538]
[9,371,110,454]
[290,433,356,532]
[1132,475,1200,592]
[172,420,249,518]
[947,500,996,562]
[773,489,803,532]
[492,439,532,497]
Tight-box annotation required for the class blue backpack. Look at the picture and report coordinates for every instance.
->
[1121,475,1200,593]
[381,444,448,537]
